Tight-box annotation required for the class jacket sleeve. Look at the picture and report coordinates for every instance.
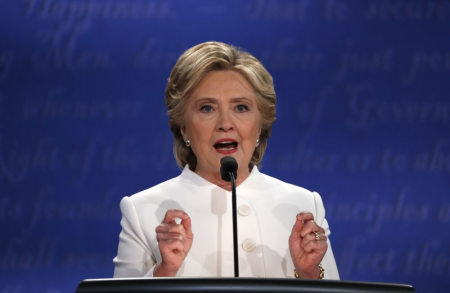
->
[113,196,157,277]
[313,191,340,280]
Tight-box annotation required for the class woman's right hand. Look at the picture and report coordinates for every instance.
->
[154,209,193,277]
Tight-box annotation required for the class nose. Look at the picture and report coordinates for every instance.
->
[216,109,234,132]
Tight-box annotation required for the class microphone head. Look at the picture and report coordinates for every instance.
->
[220,156,238,182]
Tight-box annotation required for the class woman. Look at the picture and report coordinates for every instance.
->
[113,41,339,279]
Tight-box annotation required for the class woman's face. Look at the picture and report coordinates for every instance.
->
[181,70,262,181]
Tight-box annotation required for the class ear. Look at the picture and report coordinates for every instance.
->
[180,125,186,140]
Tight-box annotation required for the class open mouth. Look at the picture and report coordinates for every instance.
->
[214,140,238,152]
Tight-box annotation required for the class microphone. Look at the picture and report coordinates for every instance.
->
[219,156,239,277]
[220,156,238,182]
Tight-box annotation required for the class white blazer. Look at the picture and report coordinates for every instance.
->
[113,166,339,279]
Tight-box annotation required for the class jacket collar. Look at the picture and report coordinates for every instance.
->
[180,164,262,191]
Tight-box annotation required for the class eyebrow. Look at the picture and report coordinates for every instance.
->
[231,97,252,103]
[193,97,252,103]
[194,97,217,104]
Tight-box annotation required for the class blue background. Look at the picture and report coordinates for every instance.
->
[1,0,449,292]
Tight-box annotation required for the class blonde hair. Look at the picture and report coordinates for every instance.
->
[165,41,276,171]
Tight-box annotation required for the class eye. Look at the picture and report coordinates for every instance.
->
[236,104,249,112]
[200,105,213,112]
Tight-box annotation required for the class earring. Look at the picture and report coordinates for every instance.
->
[256,138,260,147]
[185,139,191,147]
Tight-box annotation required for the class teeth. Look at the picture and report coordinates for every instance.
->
[214,141,237,149]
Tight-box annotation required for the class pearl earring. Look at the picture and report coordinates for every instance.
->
[256,138,260,147]
[185,139,191,147]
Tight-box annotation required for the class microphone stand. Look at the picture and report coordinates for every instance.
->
[229,171,239,277]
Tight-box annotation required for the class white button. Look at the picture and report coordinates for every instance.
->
[238,205,251,216]
[242,239,257,252]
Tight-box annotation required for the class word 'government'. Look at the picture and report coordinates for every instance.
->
[347,94,450,128]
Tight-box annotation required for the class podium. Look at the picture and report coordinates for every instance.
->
[76,278,415,293]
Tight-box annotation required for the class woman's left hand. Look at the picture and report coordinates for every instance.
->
[289,212,327,279]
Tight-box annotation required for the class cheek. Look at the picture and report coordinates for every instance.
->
[184,117,202,138]
[188,120,214,147]
[242,126,260,147]
[249,120,262,138]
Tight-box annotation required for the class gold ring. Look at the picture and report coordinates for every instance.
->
[314,231,321,241]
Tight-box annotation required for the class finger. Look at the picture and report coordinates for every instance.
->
[300,221,325,238]
[156,223,186,235]
[158,239,185,254]
[162,209,189,224]
[180,214,193,238]
[296,212,314,224]
[292,212,314,234]
[156,232,185,242]
[302,237,328,253]
[303,232,327,243]
[291,218,304,236]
